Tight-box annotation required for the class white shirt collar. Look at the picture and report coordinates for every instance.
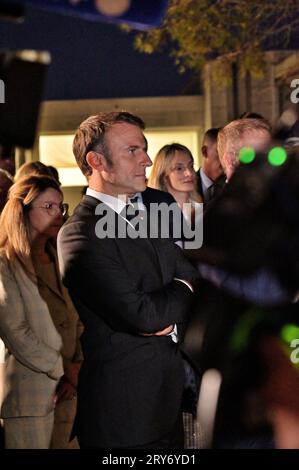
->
[86,188,144,214]
[200,168,214,189]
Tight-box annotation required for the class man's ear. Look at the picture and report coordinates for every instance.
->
[201,145,208,158]
[86,151,107,171]
[221,151,236,176]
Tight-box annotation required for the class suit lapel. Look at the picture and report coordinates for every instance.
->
[38,244,66,304]
[81,193,169,282]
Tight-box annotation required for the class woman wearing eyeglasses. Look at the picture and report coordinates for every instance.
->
[0,175,82,448]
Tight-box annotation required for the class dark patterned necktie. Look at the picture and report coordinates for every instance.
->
[206,184,215,202]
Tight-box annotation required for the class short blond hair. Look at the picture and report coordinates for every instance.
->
[217,118,271,162]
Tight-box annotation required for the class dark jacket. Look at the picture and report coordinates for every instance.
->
[57,189,198,448]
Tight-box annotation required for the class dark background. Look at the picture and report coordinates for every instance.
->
[0,5,198,100]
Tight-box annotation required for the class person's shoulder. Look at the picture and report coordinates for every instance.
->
[143,186,176,205]
[58,201,91,241]
[0,254,10,273]
[74,195,100,215]
[214,174,226,188]
[58,195,115,244]
[63,196,99,227]
[0,255,19,285]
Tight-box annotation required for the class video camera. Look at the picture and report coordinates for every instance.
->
[184,138,299,448]
[194,143,299,292]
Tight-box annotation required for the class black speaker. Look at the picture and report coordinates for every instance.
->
[0,49,50,149]
[0,1,24,22]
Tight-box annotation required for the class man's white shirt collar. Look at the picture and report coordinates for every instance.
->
[86,188,145,214]
[200,168,214,190]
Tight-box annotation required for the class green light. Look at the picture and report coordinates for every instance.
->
[280,324,299,344]
[268,147,287,166]
[230,308,264,353]
[239,146,255,164]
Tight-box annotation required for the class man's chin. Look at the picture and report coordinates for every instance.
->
[134,182,147,192]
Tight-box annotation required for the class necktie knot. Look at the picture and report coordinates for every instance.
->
[120,198,141,222]
[129,196,139,205]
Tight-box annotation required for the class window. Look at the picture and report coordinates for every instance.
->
[39,128,199,187]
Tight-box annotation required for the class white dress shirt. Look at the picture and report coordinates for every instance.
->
[86,189,146,226]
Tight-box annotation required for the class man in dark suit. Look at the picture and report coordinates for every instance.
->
[197,128,225,203]
[57,112,198,449]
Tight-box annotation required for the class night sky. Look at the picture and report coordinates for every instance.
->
[0,5,196,100]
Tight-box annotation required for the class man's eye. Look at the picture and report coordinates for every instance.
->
[128,148,136,154]
[44,203,52,209]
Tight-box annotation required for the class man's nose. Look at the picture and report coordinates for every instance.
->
[142,152,152,167]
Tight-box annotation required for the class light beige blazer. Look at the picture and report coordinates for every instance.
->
[34,244,83,369]
[0,257,63,418]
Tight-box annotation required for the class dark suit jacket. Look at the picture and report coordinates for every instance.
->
[144,186,195,246]
[196,170,226,205]
[57,190,198,448]
[142,186,181,241]
[142,186,176,208]
[196,170,204,200]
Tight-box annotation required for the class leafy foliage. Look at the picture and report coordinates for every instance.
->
[124,0,299,77]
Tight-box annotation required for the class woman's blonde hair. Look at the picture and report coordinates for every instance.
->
[15,160,53,181]
[148,143,201,202]
[0,175,62,261]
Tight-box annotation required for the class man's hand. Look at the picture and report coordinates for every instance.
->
[56,377,77,404]
[64,361,82,388]
[141,325,174,337]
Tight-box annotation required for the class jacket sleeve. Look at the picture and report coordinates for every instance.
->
[58,221,197,335]
[0,260,63,380]
[73,316,84,362]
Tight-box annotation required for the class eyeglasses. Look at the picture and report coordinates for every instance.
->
[31,202,69,217]
[169,163,195,173]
